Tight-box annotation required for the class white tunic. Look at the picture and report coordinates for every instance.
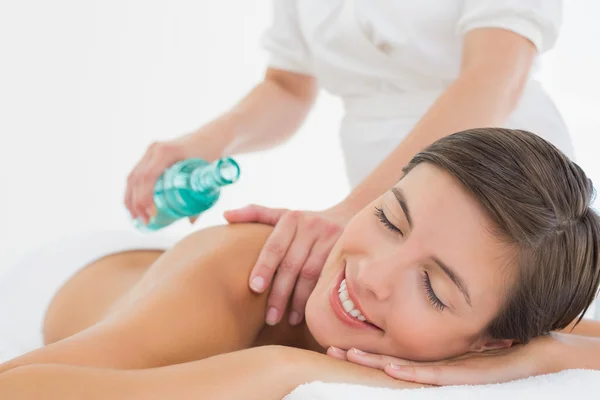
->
[262,0,571,187]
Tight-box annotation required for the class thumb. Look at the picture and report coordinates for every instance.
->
[223,204,288,226]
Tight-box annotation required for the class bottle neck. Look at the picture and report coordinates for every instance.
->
[190,157,240,193]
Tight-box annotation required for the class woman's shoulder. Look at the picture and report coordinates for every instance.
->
[176,223,274,278]
[178,224,313,349]
[169,223,274,294]
[190,223,274,252]
[178,223,273,250]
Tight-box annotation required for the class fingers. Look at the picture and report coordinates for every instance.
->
[385,363,510,386]
[340,348,459,385]
[133,166,160,224]
[384,364,460,386]
[125,141,181,224]
[328,346,523,386]
[327,346,348,360]
[325,347,416,370]
[345,348,416,370]
[288,227,340,325]
[248,210,298,297]
[382,347,531,385]
[129,144,159,223]
[236,206,344,327]
[223,204,288,226]
[125,146,154,220]
[267,222,318,325]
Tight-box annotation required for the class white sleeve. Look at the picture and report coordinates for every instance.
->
[261,0,314,75]
[457,0,563,53]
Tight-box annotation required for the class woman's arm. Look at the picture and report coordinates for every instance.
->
[0,224,276,374]
[183,68,318,161]
[332,330,600,386]
[561,319,600,338]
[554,319,600,371]
[127,68,317,224]
[339,27,537,216]
[0,346,424,399]
[556,331,600,371]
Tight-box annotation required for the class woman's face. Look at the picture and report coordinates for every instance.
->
[305,163,514,361]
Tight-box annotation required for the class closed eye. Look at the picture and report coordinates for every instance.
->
[422,271,446,312]
[374,206,403,235]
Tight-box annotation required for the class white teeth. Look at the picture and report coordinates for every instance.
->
[339,290,349,302]
[342,299,355,312]
[338,279,347,293]
[337,279,368,323]
[349,309,361,317]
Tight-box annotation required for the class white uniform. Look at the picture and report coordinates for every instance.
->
[262,0,571,187]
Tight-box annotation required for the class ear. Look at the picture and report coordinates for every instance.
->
[471,338,514,352]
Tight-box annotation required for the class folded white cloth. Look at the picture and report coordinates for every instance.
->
[285,369,600,400]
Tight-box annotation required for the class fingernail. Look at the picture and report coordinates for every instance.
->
[250,276,265,292]
[329,346,344,354]
[352,348,366,356]
[288,311,302,326]
[146,206,155,217]
[266,307,279,325]
[388,363,400,370]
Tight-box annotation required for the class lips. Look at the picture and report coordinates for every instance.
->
[329,263,381,332]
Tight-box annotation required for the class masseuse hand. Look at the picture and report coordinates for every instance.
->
[224,204,350,326]
[125,123,227,225]
[326,335,565,386]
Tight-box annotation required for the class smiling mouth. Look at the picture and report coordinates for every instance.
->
[338,279,367,321]
[329,267,382,332]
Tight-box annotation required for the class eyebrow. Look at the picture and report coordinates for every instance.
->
[390,187,472,307]
[433,257,472,307]
[391,188,412,227]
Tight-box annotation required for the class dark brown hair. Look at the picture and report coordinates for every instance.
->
[403,128,600,343]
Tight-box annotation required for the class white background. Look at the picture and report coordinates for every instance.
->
[1,0,599,278]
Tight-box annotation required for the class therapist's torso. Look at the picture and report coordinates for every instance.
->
[262,0,572,187]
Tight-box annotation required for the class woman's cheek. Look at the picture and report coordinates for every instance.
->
[388,289,436,350]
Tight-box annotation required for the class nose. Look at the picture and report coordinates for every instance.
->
[355,254,398,301]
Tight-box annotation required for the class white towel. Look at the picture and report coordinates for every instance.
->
[285,369,600,399]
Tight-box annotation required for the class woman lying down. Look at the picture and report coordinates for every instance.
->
[1,128,600,399]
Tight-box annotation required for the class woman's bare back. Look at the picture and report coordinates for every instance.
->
[1,223,316,374]
[43,249,164,344]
